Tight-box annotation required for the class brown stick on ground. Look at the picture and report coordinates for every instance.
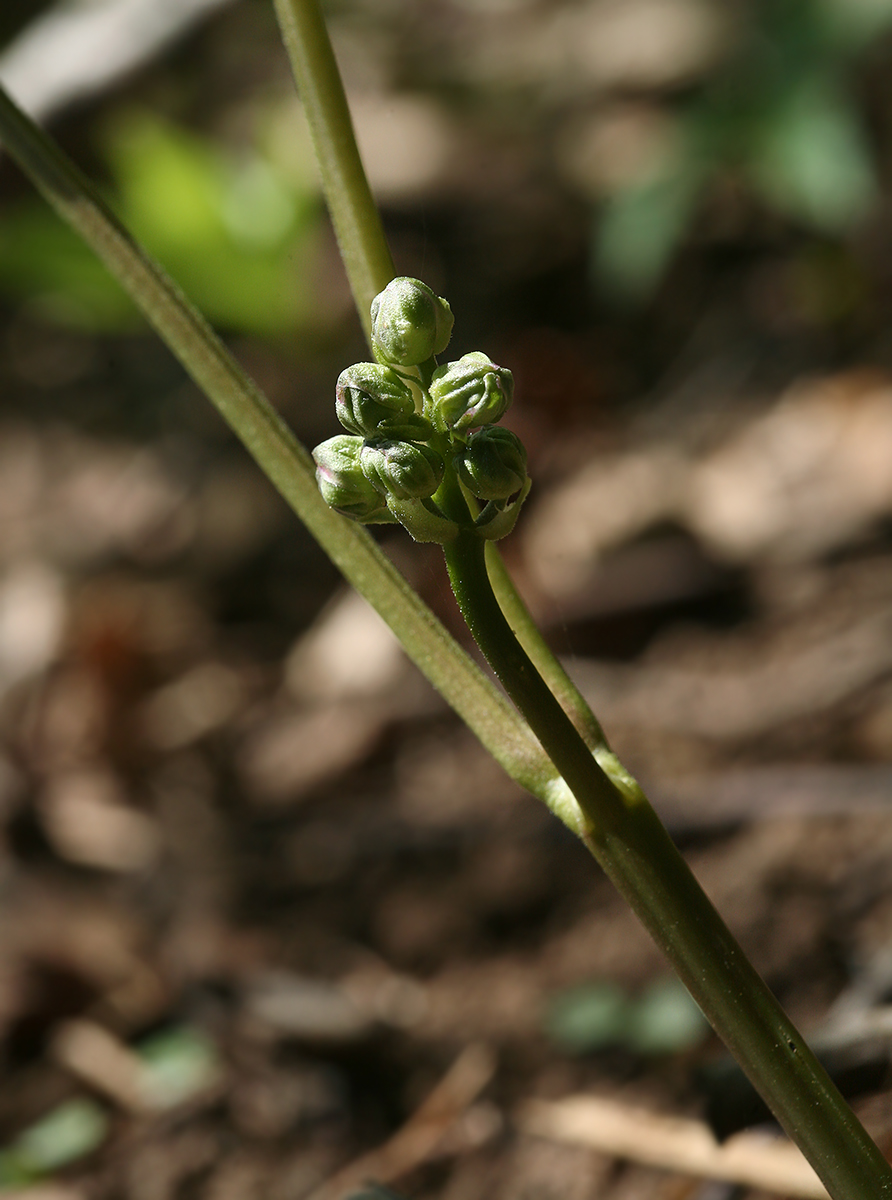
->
[519,1094,830,1199]
[307,1043,496,1200]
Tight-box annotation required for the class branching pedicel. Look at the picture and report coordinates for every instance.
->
[312,278,531,544]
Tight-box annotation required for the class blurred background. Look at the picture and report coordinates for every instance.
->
[1,1,892,1197]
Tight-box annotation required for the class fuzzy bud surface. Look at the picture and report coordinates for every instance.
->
[370,277,453,366]
[455,426,528,500]
[428,352,514,432]
[312,435,392,521]
[360,439,445,500]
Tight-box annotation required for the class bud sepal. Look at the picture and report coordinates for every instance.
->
[475,476,532,541]
[385,496,460,544]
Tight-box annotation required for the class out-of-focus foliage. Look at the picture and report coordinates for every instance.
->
[0,106,323,336]
[544,976,709,1056]
[0,1025,220,1187]
[4,0,889,334]
[0,1100,108,1186]
[597,0,892,300]
[138,1024,221,1109]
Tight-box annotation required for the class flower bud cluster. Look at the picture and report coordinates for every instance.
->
[313,277,530,543]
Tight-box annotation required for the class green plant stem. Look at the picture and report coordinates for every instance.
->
[3,12,890,1190]
[272,0,394,338]
[484,541,607,751]
[274,0,573,751]
[443,523,892,1199]
[266,7,892,1184]
[0,83,577,824]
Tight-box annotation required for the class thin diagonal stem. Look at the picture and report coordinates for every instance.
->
[484,541,607,750]
[272,0,394,338]
[0,82,571,821]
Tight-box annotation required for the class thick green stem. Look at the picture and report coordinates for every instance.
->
[272,0,394,337]
[443,526,892,1200]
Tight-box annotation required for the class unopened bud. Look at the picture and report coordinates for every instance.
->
[360,438,445,500]
[313,435,393,522]
[336,363,431,440]
[370,278,453,366]
[455,426,528,500]
[428,352,513,433]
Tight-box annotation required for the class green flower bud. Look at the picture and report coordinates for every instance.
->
[312,435,394,522]
[360,438,445,500]
[455,426,528,500]
[428,352,514,433]
[336,363,432,440]
[370,278,454,366]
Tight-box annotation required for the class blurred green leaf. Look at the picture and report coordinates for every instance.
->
[817,0,892,52]
[0,108,323,336]
[0,1099,108,1186]
[747,80,877,230]
[105,110,319,335]
[544,980,628,1053]
[0,1027,218,1190]
[593,0,886,301]
[0,207,140,328]
[545,977,709,1057]
[625,978,709,1055]
[595,149,705,302]
[137,1025,220,1109]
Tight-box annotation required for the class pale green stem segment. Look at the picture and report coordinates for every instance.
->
[483,542,643,805]
[0,83,573,824]
[272,0,395,337]
[483,541,607,751]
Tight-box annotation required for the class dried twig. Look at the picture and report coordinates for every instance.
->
[519,1094,830,1199]
[307,1044,496,1200]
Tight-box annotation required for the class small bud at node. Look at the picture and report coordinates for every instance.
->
[313,435,394,522]
[455,426,528,500]
[360,439,445,500]
[428,352,514,433]
[336,362,431,440]
[370,278,453,366]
